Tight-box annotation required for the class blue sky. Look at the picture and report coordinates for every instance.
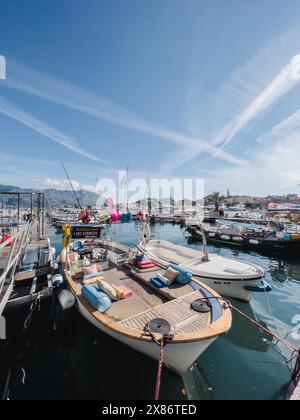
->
[1,0,300,197]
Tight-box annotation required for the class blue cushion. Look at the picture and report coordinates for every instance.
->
[170,265,192,284]
[150,278,166,289]
[73,241,84,252]
[82,285,112,313]
[136,254,145,263]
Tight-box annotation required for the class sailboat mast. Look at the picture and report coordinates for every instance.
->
[60,161,83,210]
[126,166,129,213]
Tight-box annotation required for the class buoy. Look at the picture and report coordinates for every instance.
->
[58,290,76,310]
[52,274,64,288]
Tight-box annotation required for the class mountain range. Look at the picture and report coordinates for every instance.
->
[0,184,99,207]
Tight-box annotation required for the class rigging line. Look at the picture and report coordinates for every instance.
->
[60,161,83,210]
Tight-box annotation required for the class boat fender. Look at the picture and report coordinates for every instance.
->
[58,290,76,310]
[208,233,216,237]
[51,262,59,271]
[249,239,259,245]
[291,234,300,241]
[50,247,56,260]
[232,237,244,242]
[276,231,285,240]
[220,235,231,241]
[52,274,64,288]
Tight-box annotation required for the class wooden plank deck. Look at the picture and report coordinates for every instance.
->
[119,291,211,334]
[123,277,167,308]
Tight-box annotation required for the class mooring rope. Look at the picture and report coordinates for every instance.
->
[230,304,299,353]
[229,302,300,381]
[184,295,300,381]
[155,338,165,401]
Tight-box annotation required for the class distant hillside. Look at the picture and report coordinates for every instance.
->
[0,184,99,207]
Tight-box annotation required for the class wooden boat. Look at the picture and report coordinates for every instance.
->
[144,239,268,302]
[61,238,232,375]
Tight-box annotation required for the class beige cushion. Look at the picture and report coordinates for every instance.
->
[162,268,178,286]
[97,280,119,301]
[111,284,125,300]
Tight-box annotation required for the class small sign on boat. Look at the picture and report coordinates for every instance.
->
[71,225,102,239]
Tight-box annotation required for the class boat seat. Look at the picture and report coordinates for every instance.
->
[130,267,195,300]
[105,294,151,322]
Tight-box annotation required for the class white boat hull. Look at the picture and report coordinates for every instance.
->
[145,240,266,302]
[76,297,216,375]
[187,274,259,302]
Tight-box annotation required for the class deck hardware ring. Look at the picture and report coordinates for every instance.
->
[191,299,211,313]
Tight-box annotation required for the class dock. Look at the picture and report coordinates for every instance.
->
[0,223,31,315]
[14,221,50,282]
[0,192,53,315]
[6,219,54,312]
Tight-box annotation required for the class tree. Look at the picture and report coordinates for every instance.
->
[206,192,225,212]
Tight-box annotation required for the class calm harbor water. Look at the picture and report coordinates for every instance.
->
[8,222,300,400]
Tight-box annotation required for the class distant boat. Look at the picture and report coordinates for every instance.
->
[187,222,300,257]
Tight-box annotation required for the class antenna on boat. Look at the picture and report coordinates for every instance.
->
[196,198,210,262]
[60,161,83,210]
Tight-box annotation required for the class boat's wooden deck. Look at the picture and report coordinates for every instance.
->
[69,246,213,335]
[122,277,167,308]
[119,291,211,334]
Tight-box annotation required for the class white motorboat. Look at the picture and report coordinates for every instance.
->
[144,239,268,302]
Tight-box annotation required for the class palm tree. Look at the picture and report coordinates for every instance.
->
[206,192,225,212]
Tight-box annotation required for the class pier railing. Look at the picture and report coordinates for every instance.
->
[0,223,31,316]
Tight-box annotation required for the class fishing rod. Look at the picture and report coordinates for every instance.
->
[60,161,83,210]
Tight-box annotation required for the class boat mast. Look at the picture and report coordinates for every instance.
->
[197,199,209,261]
[60,161,83,210]
[126,166,129,213]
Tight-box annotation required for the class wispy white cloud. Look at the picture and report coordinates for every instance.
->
[39,177,98,193]
[257,108,300,145]
[185,25,300,167]
[0,58,244,169]
[211,55,300,153]
[201,129,300,195]
[0,95,109,164]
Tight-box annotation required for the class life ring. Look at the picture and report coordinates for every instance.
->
[140,223,151,245]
